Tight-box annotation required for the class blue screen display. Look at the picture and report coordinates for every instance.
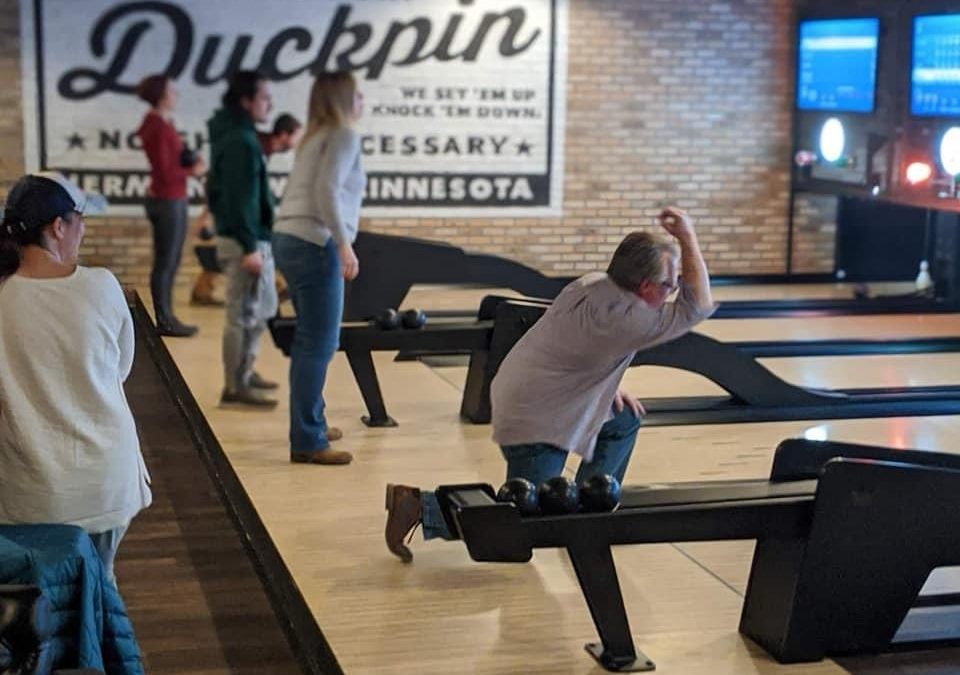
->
[912,15,960,117]
[796,18,880,113]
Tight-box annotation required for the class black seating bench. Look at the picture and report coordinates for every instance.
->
[437,439,960,671]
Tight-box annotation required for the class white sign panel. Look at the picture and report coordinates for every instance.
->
[20,0,567,217]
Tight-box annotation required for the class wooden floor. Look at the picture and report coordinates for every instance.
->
[145,282,960,674]
[119,322,302,675]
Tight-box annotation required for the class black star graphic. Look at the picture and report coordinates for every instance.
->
[516,141,532,156]
[66,133,86,150]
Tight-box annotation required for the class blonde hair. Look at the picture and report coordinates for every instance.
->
[300,71,356,146]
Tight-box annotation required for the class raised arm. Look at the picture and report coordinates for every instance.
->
[658,207,713,314]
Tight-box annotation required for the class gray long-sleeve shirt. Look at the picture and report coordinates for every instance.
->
[491,272,715,461]
[274,126,367,247]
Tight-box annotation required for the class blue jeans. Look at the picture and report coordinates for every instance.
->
[421,407,642,540]
[88,523,129,587]
[273,233,343,453]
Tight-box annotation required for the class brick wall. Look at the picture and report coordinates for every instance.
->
[0,4,23,190]
[1,0,831,286]
[791,194,838,273]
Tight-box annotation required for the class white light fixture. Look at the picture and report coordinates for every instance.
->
[939,127,960,176]
[906,161,933,185]
[818,117,846,164]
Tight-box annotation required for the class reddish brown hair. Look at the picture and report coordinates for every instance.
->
[136,74,169,107]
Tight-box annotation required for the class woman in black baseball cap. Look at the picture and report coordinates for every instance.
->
[0,171,106,279]
[0,172,151,585]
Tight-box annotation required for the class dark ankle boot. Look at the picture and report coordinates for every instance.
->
[157,320,198,338]
[384,484,422,563]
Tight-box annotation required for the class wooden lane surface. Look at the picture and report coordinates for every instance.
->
[400,281,920,310]
[404,283,960,342]
[119,325,301,675]
[153,287,960,674]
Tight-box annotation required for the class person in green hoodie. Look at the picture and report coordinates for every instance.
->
[207,70,279,408]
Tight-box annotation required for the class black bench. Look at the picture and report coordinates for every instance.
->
[267,296,520,426]
[344,231,954,321]
[438,439,960,671]
[459,298,960,426]
[269,294,960,427]
[344,231,571,321]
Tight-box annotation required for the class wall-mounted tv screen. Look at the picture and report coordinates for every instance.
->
[796,18,880,113]
[912,14,960,117]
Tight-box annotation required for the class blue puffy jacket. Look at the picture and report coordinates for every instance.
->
[0,525,143,674]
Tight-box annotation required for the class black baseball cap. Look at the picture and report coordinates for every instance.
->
[2,172,108,236]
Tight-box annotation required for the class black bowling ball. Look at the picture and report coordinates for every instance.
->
[579,474,622,513]
[538,476,580,515]
[401,308,427,329]
[496,477,539,516]
[374,308,400,330]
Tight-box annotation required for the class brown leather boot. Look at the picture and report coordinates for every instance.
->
[190,272,224,306]
[327,427,343,442]
[290,449,353,465]
[384,484,421,563]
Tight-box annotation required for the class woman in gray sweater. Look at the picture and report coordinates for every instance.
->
[273,71,365,465]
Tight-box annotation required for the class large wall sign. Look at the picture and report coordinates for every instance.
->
[20,0,567,216]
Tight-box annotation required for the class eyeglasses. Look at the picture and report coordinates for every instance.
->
[659,279,679,292]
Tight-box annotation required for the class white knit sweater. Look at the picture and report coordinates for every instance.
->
[0,266,151,533]
[274,127,367,247]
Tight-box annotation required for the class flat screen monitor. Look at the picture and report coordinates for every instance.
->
[796,18,880,113]
[912,14,960,117]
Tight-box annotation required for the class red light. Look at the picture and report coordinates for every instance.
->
[906,162,933,185]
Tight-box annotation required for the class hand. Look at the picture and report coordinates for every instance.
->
[191,156,207,177]
[613,389,646,417]
[189,209,211,238]
[339,243,359,280]
[657,207,694,240]
[241,250,263,275]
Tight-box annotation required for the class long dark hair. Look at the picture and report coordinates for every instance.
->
[222,70,265,112]
[0,222,47,280]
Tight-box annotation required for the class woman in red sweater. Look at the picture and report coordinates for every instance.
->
[136,74,206,337]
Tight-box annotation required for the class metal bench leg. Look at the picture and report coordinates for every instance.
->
[567,545,655,672]
[345,348,397,427]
